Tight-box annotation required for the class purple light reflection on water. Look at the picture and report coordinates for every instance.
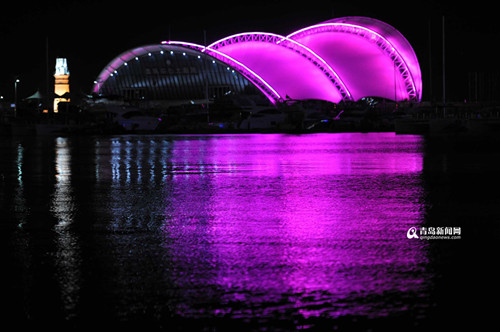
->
[5,133,492,329]
[159,133,431,324]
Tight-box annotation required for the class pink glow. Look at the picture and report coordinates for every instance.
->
[94,17,422,103]
[287,17,422,101]
[166,41,283,104]
[156,133,429,319]
[207,32,351,103]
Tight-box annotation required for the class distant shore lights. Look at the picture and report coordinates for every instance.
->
[54,58,70,113]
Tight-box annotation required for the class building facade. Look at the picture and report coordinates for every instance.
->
[93,45,260,107]
[54,58,70,113]
[94,17,422,107]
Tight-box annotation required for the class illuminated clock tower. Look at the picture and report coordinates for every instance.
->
[53,58,70,113]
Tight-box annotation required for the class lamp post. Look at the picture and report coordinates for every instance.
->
[14,78,20,117]
[93,81,101,95]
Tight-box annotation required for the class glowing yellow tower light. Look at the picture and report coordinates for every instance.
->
[53,58,70,113]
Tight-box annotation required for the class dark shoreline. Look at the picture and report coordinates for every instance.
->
[2,115,500,138]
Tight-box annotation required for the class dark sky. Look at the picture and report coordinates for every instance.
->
[1,0,499,102]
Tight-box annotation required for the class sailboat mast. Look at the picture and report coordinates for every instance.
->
[442,16,446,116]
[46,37,50,111]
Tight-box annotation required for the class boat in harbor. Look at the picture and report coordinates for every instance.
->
[90,105,162,132]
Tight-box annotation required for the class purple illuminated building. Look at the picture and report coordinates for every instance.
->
[94,17,422,106]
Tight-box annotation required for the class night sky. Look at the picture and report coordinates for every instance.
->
[1,0,499,103]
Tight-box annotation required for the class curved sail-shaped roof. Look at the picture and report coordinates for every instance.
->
[206,32,352,103]
[93,17,422,104]
[93,44,256,102]
[287,17,422,102]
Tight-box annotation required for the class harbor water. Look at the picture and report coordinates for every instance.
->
[1,133,498,330]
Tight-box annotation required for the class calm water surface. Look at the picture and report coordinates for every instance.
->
[1,133,497,330]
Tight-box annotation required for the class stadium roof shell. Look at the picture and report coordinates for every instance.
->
[94,16,422,105]
[92,44,257,103]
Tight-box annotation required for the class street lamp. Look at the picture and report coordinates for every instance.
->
[14,78,20,116]
[94,80,101,96]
